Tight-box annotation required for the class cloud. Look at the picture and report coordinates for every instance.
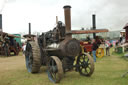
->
[1,0,128,34]
[7,0,16,3]
[70,0,128,30]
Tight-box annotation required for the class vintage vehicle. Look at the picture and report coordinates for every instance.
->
[0,14,20,56]
[25,5,94,83]
[0,32,20,56]
[72,29,108,58]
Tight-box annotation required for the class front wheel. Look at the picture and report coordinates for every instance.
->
[47,56,63,83]
[76,53,94,76]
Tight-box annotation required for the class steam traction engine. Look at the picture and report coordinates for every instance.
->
[0,14,20,56]
[0,32,20,56]
[25,6,94,83]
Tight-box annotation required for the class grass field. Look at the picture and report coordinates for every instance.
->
[0,52,128,85]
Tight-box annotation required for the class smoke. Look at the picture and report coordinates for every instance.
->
[2,0,128,33]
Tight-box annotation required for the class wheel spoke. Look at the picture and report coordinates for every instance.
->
[52,59,54,66]
[82,55,85,60]
[53,73,57,80]
[51,72,56,79]
[86,59,89,63]
[84,68,88,74]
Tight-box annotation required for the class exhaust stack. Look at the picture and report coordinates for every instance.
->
[63,5,72,38]
[29,23,31,35]
[0,14,2,32]
[92,14,96,38]
[56,16,58,24]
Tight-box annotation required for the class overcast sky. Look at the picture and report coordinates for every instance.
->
[0,0,128,34]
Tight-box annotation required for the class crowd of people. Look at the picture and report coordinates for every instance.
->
[91,34,126,62]
[91,37,112,62]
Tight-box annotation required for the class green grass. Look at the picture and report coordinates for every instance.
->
[0,51,128,85]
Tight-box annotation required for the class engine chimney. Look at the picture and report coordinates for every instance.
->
[0,14,2,32]
[29,23,31,35]
[92,14,96,38]
[63,5,72,38]
[56,16,58,24]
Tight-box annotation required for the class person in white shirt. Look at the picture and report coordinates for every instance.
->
[22,44,26,55]
[105,40,110,56]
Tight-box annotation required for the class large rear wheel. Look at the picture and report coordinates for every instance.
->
[25,41,41,73]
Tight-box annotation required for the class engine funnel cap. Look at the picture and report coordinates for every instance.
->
[63,5,71,9]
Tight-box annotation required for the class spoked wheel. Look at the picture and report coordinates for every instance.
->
[96,48,104,58]
[47,56,63,83]
[76,53,94,76]
[25,41,41,73]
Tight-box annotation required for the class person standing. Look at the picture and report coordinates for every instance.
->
[4,43,10,56]
[92,39,98,62]
[22,43,26,55]
[105,40,110,56]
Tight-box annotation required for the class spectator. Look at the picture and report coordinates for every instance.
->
[22,44,26,55]
[4,41,10,56]
[92,39,98,62]
[105,40,110,56]
[14,40,18,52]
[119,35,123,44]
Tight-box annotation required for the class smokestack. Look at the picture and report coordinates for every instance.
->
[56,16,58,24]
[63,5,72,38]
[29,23,31,35]
[0,14,2,32]
[92,14,96,38]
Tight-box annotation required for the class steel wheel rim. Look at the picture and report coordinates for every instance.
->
[25,43,33,72]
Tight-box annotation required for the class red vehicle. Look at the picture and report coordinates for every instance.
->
[72,29,108,58]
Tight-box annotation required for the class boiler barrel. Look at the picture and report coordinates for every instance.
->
[47,38,81,58]
[59,38,81,57]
